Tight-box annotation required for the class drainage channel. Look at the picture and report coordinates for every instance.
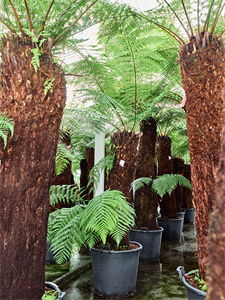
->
[46,224,197,300]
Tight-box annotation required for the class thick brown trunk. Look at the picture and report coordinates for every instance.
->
[106,130,139,246]
[135,118,158,230]
[0,34,66,299]
[182,164,193,209]
[157,135,177,219]
[206,128,225,300]
[172,157,185,212]
[179,32,225,279]
[86,147,94,200]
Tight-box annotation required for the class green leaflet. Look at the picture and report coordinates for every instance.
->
[0,113,14,149]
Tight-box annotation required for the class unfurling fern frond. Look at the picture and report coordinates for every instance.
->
[50,184,82,206]
[0,113,14,149]
[47,205,85,264]
[131,174,192,199]
[47,189,136,263]
[80,190,135,247]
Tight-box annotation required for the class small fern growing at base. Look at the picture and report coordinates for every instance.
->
[131,174,192,199]
[47,189,135,264]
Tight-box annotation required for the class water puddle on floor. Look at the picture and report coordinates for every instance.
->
[59,224,198,300]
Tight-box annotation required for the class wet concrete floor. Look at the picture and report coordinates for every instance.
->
[53,223,198,300]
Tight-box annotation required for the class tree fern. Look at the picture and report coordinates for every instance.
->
[131,174,191,199]
[47,189,135,263]
[0,113,14,149]
[80,190,135,247]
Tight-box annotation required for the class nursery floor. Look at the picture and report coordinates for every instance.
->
[49,223,198,300]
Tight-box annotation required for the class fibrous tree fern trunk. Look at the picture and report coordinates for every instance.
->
[206,127,225,300]
[106,130,139,245]
[157,135,177,219]
[182,164,193,209]
[0,34,66,299]
[172,157,185,212]
[179,32,225,279]
[135,118,158,230]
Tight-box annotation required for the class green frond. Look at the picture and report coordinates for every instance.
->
[152,174,192,198]
[50,184,81,206]
[55,141,74,176]
[130,177,153,192]
[47,205,85,264]
[87,153,115,194]
[0,113,14,149]
[47,189,136,262]
[132,174,191,199]
[80,190,135,247]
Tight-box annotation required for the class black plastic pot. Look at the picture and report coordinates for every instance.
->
[157,217,182,241]
[129,227,163,261]
[45,281,66,300]
[182,208,195,224]
[91,241,142,298]
[176,266,206,300]
[177,211,185,231]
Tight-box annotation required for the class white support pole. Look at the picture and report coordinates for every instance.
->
[94,133,105,196]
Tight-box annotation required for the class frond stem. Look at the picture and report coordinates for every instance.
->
[24,0,33,31]
[211,0,224,34]
[163,0,190,39]
[197,0,200,34]
[180,0,194,37]
[40,0,56,32]
[52,0,98,46]
[138,13,185,44]
[100,117,121,132]
[8,0,25,34]
[0,17,18,34]
[61,0,78,18]
[203,0,215,32]
[125,37,137,132]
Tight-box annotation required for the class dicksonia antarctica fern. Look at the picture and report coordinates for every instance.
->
[47,189,135,263]
[131,174,192,199]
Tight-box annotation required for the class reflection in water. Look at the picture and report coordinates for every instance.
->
[61,224,198,300]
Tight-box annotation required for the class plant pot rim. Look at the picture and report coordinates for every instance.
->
[91,241,142,254]
[176,266,207,297]
[182,207,195,211]
[130,227,164,233]
[45,281,66,300]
